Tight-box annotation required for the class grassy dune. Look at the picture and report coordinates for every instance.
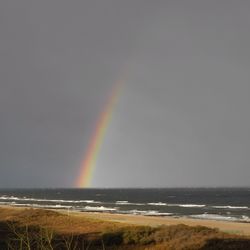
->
[0,207,250,249]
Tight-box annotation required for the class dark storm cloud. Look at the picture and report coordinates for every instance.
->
[0,1,250,187]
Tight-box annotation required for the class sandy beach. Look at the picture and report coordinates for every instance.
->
[65,209,250,236]
[0,205,249,235]
[1,205,250,249]
[1,205,249,236]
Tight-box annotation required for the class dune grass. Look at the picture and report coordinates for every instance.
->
[0,207,250,249]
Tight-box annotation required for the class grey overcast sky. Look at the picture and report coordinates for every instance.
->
[0,1,250,188]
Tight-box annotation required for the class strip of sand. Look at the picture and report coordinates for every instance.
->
[1,205,250,236]
[65,210,250,236]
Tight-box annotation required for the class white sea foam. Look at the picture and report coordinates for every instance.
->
[191,214,250,222]
[147,203,206,208]
[0,195,100,204]
[82,200,100,204]
[241,215,250,222]
[144,211,173,216]
[212,205,249,210]
[127,209,149,215]
[125,209,172,216]
[40,204,73,209]
[116,201,132,205]
[115,201,145,205]
[0,195,19,200]
[0,201,16,205]
[148,202,167,206]
[83,206,118,212]
[178,204,206,208]
[190,214,239,221]
[12,203,73,209]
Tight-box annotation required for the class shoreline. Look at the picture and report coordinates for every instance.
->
[68,211,250,236]
[2,202,250,223]
[1,204,250,236]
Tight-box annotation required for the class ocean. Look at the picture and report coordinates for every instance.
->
[0,188,250,222]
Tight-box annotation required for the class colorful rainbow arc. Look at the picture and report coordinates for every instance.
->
[76,80,124,188]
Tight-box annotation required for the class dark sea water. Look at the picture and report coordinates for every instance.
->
[0,188,250,222]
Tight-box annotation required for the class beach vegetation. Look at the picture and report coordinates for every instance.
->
[0,207,250,249]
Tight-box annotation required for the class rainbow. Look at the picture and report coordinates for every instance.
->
[76,80,124,188]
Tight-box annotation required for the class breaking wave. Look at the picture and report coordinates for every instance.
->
[178,204,206,208]
[122,209,173,216]
[0,195,100,204]
[115,201,144,205]
[190,213,250,222]
[212,205,249,210]
[83,206,118,212]
[148,202,167,206]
